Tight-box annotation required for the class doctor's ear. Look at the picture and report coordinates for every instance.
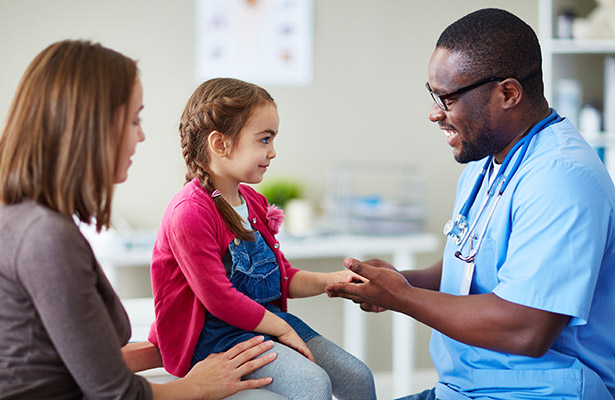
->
[499,78,523,109]
[208,131,231,157]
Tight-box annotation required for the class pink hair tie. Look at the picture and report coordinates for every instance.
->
[211,189,221,198]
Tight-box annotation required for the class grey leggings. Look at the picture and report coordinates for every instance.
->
[243,336,377,400]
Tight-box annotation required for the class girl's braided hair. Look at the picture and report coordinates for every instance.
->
[179,78,275,240]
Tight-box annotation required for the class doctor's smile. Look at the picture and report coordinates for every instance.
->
[439,124,459,144]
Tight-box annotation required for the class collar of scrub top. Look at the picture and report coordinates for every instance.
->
[446,108,562,263]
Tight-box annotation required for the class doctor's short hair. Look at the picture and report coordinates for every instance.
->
[0,40,138,231]
[436,8,544,106]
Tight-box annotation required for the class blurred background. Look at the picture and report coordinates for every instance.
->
[0,0,538,236]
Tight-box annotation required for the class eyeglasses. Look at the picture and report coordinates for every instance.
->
[426,76,504,111]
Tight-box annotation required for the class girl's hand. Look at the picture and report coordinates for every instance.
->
[325,258,411,313]
[277,328,315,362]
[288,270,367,298]
[253,310,314,361]
[325,270,388,313]
[325,269,367,286]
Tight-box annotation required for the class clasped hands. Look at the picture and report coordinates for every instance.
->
[325,258,412,313]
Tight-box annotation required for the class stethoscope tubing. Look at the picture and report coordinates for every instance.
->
[456,193,502,262]
[452,108,561,263]
[455,187,492,254]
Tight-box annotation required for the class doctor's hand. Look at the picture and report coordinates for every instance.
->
[361,258,399,273]
[325,257,411,313]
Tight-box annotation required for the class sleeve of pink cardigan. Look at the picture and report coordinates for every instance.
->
[167,200,266,331]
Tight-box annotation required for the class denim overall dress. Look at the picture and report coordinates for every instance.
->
[191,230,319,367]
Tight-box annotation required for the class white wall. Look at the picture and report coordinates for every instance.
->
[0,0,538,234]
[0,0,538,373]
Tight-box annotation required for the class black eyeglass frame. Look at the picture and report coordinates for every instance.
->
[426,76,505,111]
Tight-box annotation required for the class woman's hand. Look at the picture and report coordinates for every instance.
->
[157,336,276,400]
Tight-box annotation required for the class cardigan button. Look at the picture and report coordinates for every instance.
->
[252,218,257,224]
[274,243,279,249]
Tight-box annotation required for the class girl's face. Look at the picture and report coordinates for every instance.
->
[115,77,145,183]
[223,102,279,185]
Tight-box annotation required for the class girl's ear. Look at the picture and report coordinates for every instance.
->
[208,131,230,157]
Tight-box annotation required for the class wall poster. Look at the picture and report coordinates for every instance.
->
[194,0,314,86]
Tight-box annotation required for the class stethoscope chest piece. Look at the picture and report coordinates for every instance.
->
[443,109,562,263]
[443,215,468,245]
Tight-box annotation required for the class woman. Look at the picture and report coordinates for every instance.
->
[0,40,275,400]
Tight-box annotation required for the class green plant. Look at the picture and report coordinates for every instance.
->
[259,179,303,209]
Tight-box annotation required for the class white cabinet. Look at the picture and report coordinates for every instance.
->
[539,0,615,176]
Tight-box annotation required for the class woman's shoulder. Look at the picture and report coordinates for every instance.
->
[1,201,93,280]
[2,201,81,242]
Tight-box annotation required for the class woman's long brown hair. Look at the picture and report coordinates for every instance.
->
[0,40,137,231]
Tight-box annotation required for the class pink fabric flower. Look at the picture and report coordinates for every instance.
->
[266,204,285,234]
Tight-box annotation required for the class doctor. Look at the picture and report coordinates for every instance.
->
[326,8,615,400]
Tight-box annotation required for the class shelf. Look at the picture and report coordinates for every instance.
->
[540,0,615,180]
[547,39,615,54]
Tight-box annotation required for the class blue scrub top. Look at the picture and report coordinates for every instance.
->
[432,118,615,399]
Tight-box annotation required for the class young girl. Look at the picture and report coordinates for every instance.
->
[148,78,377,400]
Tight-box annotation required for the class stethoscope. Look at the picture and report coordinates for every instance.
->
[443,108,562,264]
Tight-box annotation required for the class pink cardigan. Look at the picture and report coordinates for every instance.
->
[148,179,300,377]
